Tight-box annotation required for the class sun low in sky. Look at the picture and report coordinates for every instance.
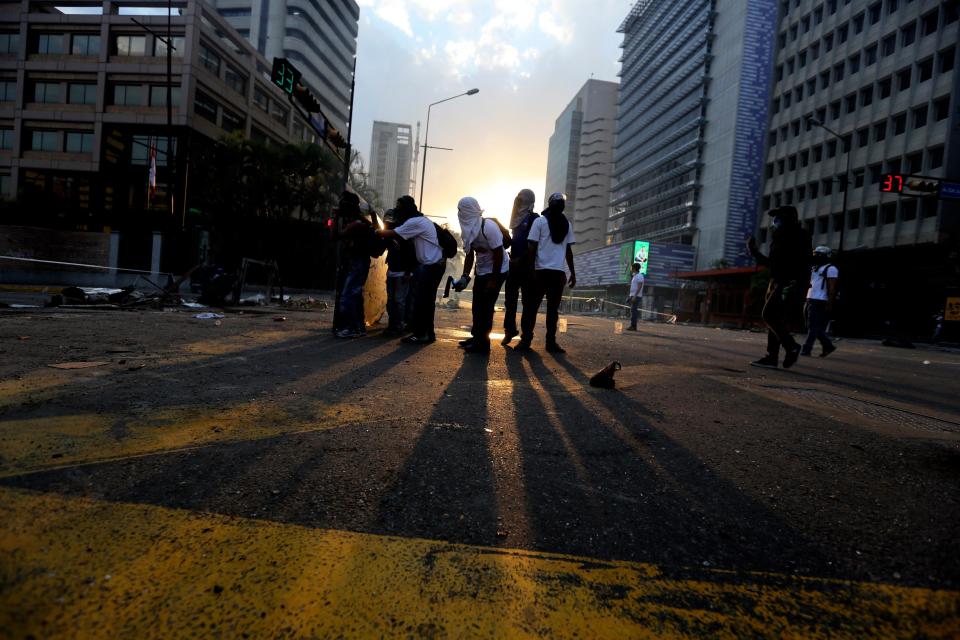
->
[352,0,629,229]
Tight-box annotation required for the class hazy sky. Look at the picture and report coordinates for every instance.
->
[351,0,631,226]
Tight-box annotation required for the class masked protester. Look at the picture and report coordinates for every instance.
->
[516,192,576,354]
[335,191,376,339]
[456,197,509,354]
[382,204,418,336]
[801,245,838,357]
[376,195,446,345]
[502,189,538,345]
[747,205,812,368]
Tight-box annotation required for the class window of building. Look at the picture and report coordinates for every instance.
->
[65,131,93,153]
[787,57,795,74]
[828,0,837,14]
[934,96,950,121]
[873,121,886,141]
[928,146,944,169]
[886,0,898,13]
[830,100,841,120]
[892,112,906,135]
[778,32,787,48]
[801,149,809,167]
[897,67,911,90]
[114,34,146,56]
[221,108,244,133]
[799,50,807,68]
[780,125,788,141]
[784,92,792,108]
[791,119,801,136]
[838,23,849,44]
[811,43,820,60]
[113,84,143,106]
[822,178,833,195]
[814,5,823,23]
[848,53,860,74]
[881,202,896,224]
[860,86,873,106]
[947,3,960,25]
[768,130,777,147]
[785,190,794,204]
[854,169,865,188]
[771,97,780,114]
[920,8,938,36]
[149,85,181,106]
[774,193,782,207]
[797,185,806,201]
[886,157,902,175]
[864,206,877,227]
[917,57,933,82]
[153,35,184,58]
[30,130,58,151]
[824,33,833,52]
[857,128,869,147]
[905,151,922,174]
[131,135,174,167]
[817,216,829,234]
[820,70,830,89]
[816,107,826,123]
[806,78,816,96]
[776,64,783,81]
[271,104,288,126]
[833,62,844,82]
[194,89,218,123]
[0,32,18,54]
[765,162,774,178]
[36,33,65,54]
[912,105,927,129]
[838,173,848,192]
[813,145,822,162]
[778,159,786,174]
[853,12,865,33]
[847,209,860,230]
[868,2,882,23]
[198,43,221,74]
[842,133,852,153]
[832,213,844,232]
[845,93,857,113]
[253,87,268,111]
[790,23,798,40]
[788,154,797,170]
[901,21,916,46]
[827,140,837,157]
[68,83,96,105]
[810,181,819,198]
[920,199,938,219]
[0,80,16,101]
[880,35,894,58]
[878,76,892,98]
[33,81,61,103]
[869,163,882,184]
[70,34,100,56]
[940,46,956,73]
[0,128,13,150]
[802,15,811,32]
[225,65,247,95]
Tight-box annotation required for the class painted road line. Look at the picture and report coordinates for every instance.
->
[1,487,957,639]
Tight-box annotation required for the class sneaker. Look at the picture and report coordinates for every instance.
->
[750,355,778,369]
[401,334,432,345]
[545,342,566,354]
[782,345,801,369]
[513,340,532,351]
[463,342,490,354]
[458,338,476,348]
[501,330,519,346]
[335,329,359,339]
[820,344,837,358]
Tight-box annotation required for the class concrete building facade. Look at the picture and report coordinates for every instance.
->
[609,0,779,270]
[544,79,618,253]
[368,120,412,210]
[0,0,314,222]
[213,0,358,134]
[760,0,959,253]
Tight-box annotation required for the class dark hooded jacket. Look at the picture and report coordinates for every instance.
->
[752,210,812,284]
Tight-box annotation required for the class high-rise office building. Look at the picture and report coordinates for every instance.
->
[545,79,618,253]
[760,0,959,254]
[609,0,779,269]
[369,121,413,209]
[214,0,359,133]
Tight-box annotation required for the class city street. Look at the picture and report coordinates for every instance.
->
[1,304,958,637]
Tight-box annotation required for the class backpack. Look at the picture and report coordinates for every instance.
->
[480,218,512,250]
[433,223,458,260]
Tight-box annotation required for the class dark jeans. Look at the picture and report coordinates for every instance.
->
[629,296,641,328]
[386,275,410,331]
[338,257,369,332]
[762,281,801,357]
[521,269,567,344]
[502,268,528,334]
[410,261,446,339]
[802,299,834,354]
[471,272,507,345]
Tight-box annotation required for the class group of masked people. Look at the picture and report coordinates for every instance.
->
[332,188,578,354]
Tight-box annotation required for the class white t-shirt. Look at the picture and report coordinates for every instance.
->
[629,272,645,298]
[394,216,444,265]
[807,264,838,301]
[529,215,575,271]
[466,220,510,276]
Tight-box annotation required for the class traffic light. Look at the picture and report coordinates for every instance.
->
[326,126,347,149]
[271,57,300,95]
[880,173,904,193]
[907,179,939,193]
[292,81,321,113]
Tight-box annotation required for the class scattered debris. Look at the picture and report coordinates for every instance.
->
[590,361,622,389]
[181,301,206,309]
[194,313,225,320]
[49,361,110,370]
[273,316,287,322]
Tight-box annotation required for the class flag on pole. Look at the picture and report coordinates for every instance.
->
[148,137,157,200]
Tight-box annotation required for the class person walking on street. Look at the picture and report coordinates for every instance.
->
[455,197,509,354]
[627,262,644,331]
[376,196,446,345]
[381,205,418,336]
[801,245,838,357]
[517,192,576,354]
[334,191,376,339]
[502,189,538,345]
[747,205,812,369]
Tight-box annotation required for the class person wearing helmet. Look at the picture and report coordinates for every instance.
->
[801,246,838,357]
[516,192,576,353]
[747,205,812,368]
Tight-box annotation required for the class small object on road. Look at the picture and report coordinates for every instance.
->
[194,312,226,320]
[181,301,206,309]
[274,316,287,322]
[18,336,29,341]
[48,361,109,370]
[126,363,146,371]
[614,322,623,335]
[590,361,622,389]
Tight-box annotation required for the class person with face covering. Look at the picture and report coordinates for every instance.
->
[334,191,376,339]
[501,189,538,345]
[747,205,813,368]
[456,196,509,354]
[516,192,576,353]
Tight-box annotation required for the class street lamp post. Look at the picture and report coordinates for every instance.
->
[806,116,849,254]
[418,88,479,212]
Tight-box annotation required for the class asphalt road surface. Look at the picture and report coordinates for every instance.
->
[1,304,958,638]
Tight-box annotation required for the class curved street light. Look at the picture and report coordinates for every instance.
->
[418,88,480,212]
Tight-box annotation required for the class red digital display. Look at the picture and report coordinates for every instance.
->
[881,173,904,193]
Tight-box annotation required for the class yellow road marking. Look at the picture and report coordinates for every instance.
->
[1,487,956,639]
